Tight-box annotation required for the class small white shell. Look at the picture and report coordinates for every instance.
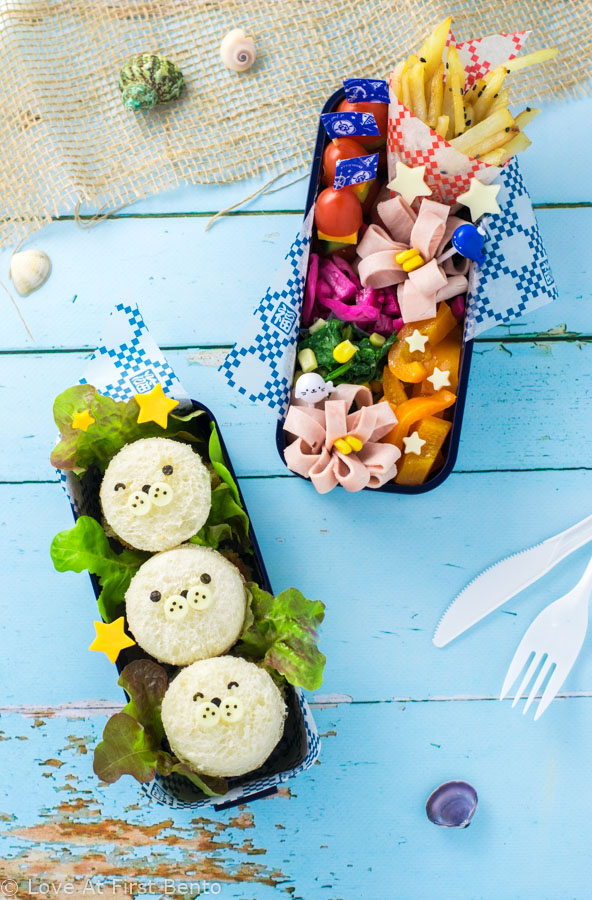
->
[220,28,256,72]
[9,249,51,296]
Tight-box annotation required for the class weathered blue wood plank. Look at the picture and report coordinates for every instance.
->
[68,96,592,215]
[3,473,592,708]
[0,207,589,351]
[1,339,590,483]
[1,697,592,899]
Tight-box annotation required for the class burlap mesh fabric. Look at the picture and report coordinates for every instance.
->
[0,0,589,247]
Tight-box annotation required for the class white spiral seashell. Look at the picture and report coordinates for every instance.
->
[220,28,256,72]
[9,249,51,296]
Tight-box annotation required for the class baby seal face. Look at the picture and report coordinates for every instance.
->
[161,657,287,778]
[125,545,246,666]
[100,437,211,551]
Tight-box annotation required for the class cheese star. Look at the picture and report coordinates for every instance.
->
[405,329,429,354]
[427,367,451,390]
[89,617,136,665]
[403,431,426,456]
[457,177,501,222]
[134,383,179,429]
[387,162,432,206]
[71,409,95,432]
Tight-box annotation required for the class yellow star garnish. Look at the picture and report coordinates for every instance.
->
[89,617,136,664]
[134,383,179,429]
[71,409,95,432]
[387,161,432,205]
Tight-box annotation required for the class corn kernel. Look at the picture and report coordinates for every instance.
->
[369,332,386,348]
[334,438,352,455]
[345,435,363,452]
[395,248,418,264]
[333,340,358,364]
[402,255,425,273]
[308,318,327,334]
[298,349,318,373]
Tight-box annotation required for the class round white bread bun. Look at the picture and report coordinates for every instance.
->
[125,545,247,666]
[161,656,287,777]
[100,437,211,551]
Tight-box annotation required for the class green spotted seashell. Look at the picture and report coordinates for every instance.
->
[119,53,185,110]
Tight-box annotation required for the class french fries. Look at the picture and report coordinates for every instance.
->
[390,18,556,163]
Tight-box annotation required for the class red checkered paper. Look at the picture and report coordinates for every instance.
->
[387,31,529,205]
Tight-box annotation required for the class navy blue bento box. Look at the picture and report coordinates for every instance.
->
[69,399,320,810]
[276,88,474,494]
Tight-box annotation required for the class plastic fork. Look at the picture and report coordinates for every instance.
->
[500,553,592,720]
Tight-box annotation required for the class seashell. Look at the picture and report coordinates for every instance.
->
[9,249,51,296]
[119,53,185,110]
[426,781,478,828]
[220,29,256,72]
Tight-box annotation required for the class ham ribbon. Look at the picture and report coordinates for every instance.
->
[283,384,401,493]
[357,197,469,323]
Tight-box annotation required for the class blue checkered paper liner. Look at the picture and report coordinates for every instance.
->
[321,111,379,139]
[334,152,378,189]
[142,689,321,810]
[343,77,389,103]
[58,303,190,513]
[56,302,321,809]
[465,157,557,340]
[219,207,314,417]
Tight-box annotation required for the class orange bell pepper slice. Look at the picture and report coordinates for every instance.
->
[381,390,456,450]
[382,364,409,405]
[387,302,458,383]
[395,416,453,485]
[416,326,463,395]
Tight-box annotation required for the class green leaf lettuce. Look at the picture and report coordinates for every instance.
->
[51,384,204,474]
[94,659,226,795]
[236,585,326,691]
[50,516,149,622]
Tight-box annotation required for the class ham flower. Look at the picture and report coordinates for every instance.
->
[283,384,400,494]
[357,196,470,323]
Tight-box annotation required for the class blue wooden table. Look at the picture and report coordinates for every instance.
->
[0,94,591,899]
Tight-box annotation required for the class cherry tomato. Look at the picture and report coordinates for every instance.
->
[322,137,367,186]
[314,187,362,238]
[337,99,388,149]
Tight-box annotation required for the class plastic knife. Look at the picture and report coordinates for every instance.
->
[433,513,592,647]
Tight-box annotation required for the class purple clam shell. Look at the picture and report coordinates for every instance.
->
[426,781,478,828]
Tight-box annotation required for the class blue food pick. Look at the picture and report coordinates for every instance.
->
[452,223,486,265]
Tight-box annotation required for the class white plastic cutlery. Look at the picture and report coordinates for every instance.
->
[433,513,592,647]
[499,552,592,720]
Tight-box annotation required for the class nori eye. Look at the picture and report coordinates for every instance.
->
[162,465,173,475]
[227,681,239,690]
[150,591,161,602]
[201,573,211,584]
[192,691,204,701]
[114,482,125,491]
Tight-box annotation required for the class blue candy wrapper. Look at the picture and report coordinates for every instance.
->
[57,302,321,809]
[343,77,389,103]
[321,111,379,139]
[334,152,378,190]
[220,159,556,417]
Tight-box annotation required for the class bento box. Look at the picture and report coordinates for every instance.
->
[56,393,320,811]
[276,87,474,495]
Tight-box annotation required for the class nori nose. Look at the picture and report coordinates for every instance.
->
[141,484,151,493]
[210,697,222,707]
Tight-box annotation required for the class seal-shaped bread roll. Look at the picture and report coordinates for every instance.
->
[125,545,247,666]
[161,657,287,777]
[100,437,211,551]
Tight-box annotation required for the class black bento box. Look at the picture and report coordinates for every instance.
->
[276,88,474,494]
